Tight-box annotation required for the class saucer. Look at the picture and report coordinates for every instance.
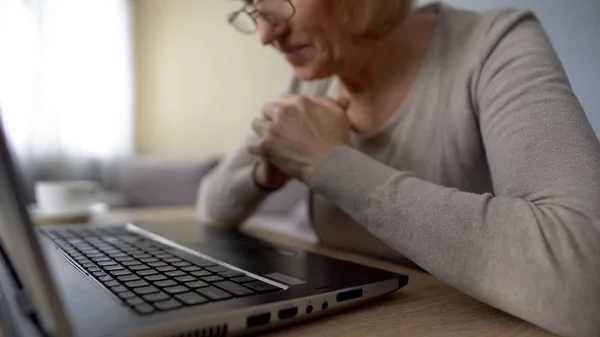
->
[27,204,107,225]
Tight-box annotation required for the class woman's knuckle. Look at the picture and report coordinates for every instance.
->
[277,105,292,118]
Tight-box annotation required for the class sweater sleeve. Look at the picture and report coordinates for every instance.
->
[308,14,600,337]
[196,131,271,228]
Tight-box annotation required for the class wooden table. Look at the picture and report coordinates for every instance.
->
[74,208,558,336]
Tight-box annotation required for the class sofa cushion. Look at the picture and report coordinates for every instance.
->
[116,156,220,207]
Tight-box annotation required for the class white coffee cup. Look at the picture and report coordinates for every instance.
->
[35,181,103,213]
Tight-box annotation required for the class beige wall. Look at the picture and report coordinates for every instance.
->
[133,0,291,156]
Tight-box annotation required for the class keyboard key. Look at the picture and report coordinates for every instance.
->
[140,257,159,263]
[147,262,167,267]
[110,270,132,276]
[118,291,137,300]
[185,281,209,289]
[117,275,140,282]
[129,264,150,271]
[92,271,107,277]
[107,252,127,257]
[163,257,182,263]
[155,253,174,259]
[175,292,209,306]
[191,259,218,267]
[134,304,155,315]
[104,280,121,287]
[197,287,232,301]
[202,276,224,283]
[97,261,117,267]
[206,266,228,273]
[214,281,254,297]
[115,256,134,262]
[143,292,170,302]
[145,274,167,282]
[111,286,128,293]
[156,266,176,272]
[154,299,182,311]
[231,276,255,284]
[86,253,104,258]
[172,261,191,267]
[165,271,186,277]
[121,260,142,266]
[164,286,189,294]
[181,265,202,272]
[134,286,160,295]
[154,280,177,288]
[125,280,149,288]
[136,269,158,276]
[191,270,212,277]
[175,275,197,283]
[123,249,143,255]
[87,267,102,272]
[91,257,111,262]
[98,275,113,282]
[245,281,280,293]
[104,265,125,271]
[219,270,244,279]
[132,253,152,259]
[126,297,145,306]
[82,262,96,268]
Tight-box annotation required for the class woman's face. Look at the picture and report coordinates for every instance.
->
[256,0,350,80]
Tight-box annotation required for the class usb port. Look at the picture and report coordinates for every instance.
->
[337,289,363,302]
[247,313,271,328]
[278,307,298,320]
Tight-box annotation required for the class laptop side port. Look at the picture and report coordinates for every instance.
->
[247,313,271,328]
[278,307,298,320]
[336,289,363,302]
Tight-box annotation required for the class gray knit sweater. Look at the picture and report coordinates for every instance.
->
[197,4,600,336]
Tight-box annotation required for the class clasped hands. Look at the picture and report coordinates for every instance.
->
[248,95,351,189]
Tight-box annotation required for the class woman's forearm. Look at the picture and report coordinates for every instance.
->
[310,146,600,337]
[196,136,271,228]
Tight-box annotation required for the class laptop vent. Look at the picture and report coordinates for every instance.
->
[166,324,228,337]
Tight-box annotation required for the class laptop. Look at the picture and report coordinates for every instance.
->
[0,111,409,337]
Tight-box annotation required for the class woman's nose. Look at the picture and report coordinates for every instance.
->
[257,18,288,45]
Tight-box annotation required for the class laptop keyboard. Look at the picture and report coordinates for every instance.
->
[41,226,281,315]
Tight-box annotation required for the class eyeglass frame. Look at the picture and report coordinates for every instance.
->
[227,0,296,34]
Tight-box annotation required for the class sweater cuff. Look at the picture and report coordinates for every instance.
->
[238,163,272,201]
[309,146,399,221]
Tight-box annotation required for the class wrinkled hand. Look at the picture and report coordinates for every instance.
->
[249,95,351,183]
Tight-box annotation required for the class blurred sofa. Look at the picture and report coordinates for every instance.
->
[107,156,308,217]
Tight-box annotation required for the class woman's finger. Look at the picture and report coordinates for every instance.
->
[261,101,284,121]
[251,117,270,136]
[248,137,270,157]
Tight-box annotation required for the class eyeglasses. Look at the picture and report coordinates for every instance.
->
[228,0,296,34]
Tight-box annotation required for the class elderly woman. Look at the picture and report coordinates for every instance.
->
[197,1,600,335]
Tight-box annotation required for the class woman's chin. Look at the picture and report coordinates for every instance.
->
[291,64,333,81]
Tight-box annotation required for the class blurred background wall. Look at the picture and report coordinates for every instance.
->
[134,0,600,157]
[134,0,290,157]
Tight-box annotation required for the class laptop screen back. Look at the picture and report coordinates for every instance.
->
[0,109,72,336]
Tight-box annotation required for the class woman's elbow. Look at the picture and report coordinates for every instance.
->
[538,277,600,337]
[532,224,600,336]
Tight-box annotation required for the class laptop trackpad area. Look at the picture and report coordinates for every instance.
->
[180,240,311,284]
[136,222,334,288]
